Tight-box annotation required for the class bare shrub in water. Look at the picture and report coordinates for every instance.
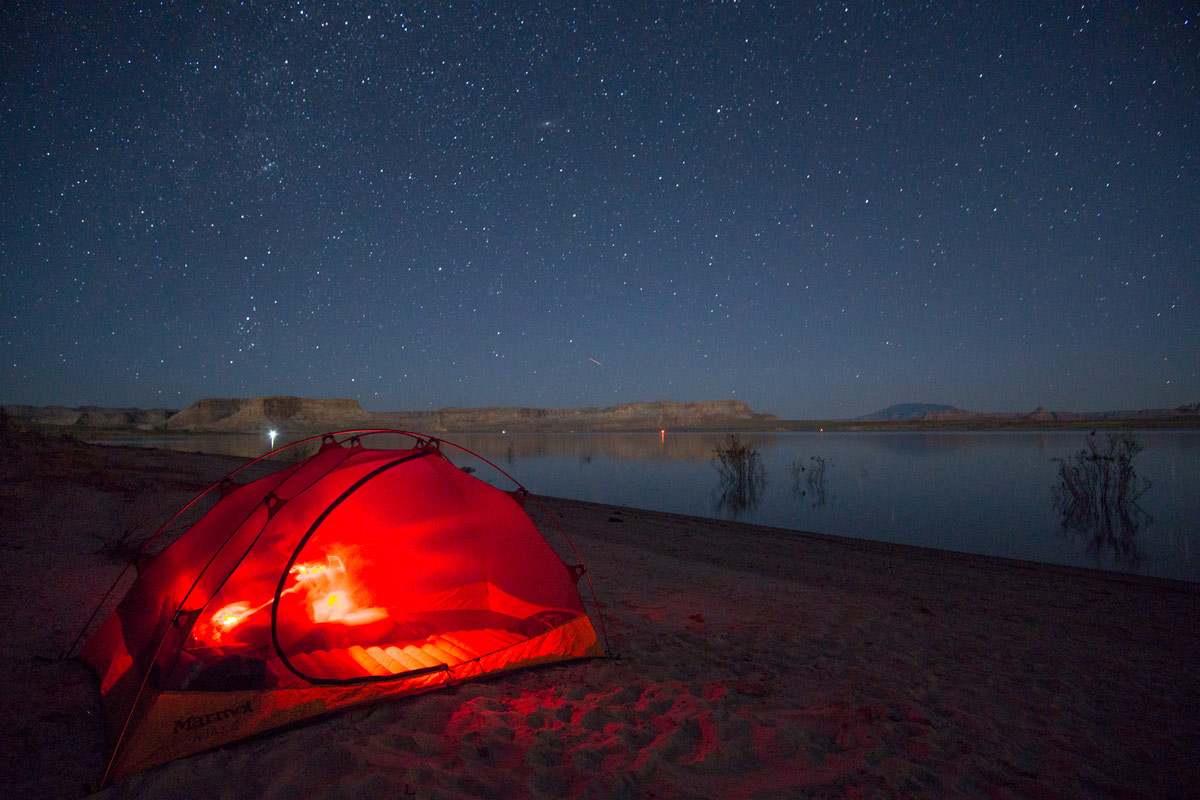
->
[712,434,766,516]
[790,455,830,507]
[1052,432,1151,564]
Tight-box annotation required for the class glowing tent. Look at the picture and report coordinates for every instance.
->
[77,432,604,782]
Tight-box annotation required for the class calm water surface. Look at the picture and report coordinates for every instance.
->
[104,430,1200,582]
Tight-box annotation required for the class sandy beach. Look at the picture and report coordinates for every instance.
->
[2,431,1198,799]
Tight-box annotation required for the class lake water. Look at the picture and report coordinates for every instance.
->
[100,430,1200,583]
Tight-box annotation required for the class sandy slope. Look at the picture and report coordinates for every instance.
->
[1,432,1197,799]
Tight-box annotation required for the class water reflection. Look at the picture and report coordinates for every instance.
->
[711,435,767,518]
[1052,432,1152,567]
[92,430,1200,582]
[790,456,831,507]
[91,431,782,463]
[451,432,779,463]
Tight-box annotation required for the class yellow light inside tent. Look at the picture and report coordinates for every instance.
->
[212,601,254,632]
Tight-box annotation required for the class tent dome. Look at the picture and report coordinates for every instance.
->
[78,432,603,782]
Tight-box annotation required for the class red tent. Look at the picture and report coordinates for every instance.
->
[78,432,604,782]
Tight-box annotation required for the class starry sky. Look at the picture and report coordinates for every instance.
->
[2,2,1197,419]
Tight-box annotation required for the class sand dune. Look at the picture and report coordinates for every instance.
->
[1,433,1197,798]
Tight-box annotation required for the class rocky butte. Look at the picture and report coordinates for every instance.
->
[161,396,374,432]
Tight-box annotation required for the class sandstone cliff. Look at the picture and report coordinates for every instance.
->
[4,397,775,433]
[374,400,776,433]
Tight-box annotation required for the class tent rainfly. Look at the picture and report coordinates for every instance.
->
[77,432,604,783]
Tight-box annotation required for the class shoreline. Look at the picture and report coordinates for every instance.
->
[536,495,1200,594]
[2,434,1197,798]
[11,411,1200,440]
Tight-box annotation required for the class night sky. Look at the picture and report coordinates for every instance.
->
[3,2,1197,419]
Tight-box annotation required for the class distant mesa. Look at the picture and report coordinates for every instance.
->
[151,396,775,433]
[857,403,960,421]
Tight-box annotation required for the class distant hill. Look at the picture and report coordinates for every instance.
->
[841,402,1200,429]
[858,403,960,421]
[0,404,176,429]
